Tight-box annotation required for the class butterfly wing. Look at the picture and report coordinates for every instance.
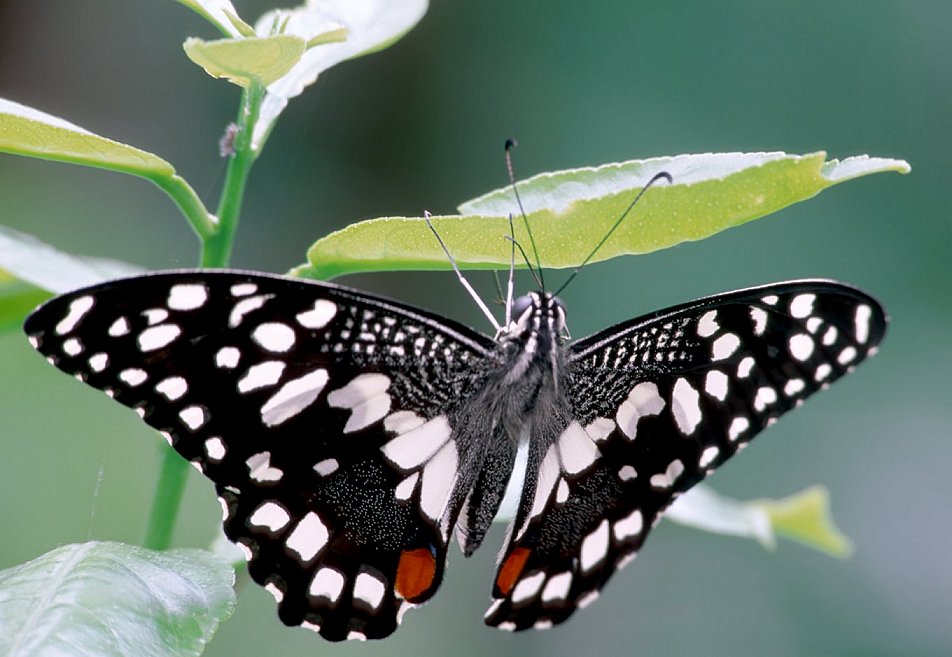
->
[484,280,887,630]
[24,270,497,641]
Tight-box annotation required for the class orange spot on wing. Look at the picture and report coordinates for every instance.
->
[395,548,437,602]
[495,547,531,596]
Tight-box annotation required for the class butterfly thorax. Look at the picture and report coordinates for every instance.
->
[453,292,573,555]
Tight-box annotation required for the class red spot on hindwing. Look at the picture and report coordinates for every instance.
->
[495,546,531,596]
[395,548,437,602]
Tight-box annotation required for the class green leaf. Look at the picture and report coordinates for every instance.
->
[0,225,145,294]
[0,271,50,333]
[0,541,236,657]
[667,484,852,557]
[0,98,175,178]
[751,485,853,557]
[250,0,429,151]
[174,0,255,37]
[183,35,306,88]
[295,152,909,280]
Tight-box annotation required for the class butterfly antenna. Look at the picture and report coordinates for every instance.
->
[504,214,516,327]
[505,139,546,291]
[424,211,501,331]
[553,170,673,297]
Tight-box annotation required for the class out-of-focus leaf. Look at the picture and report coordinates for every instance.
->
[752,485,853,557]
[0,270,50,332]
[251,0,428,150]
[0,98,175,178]
[0,541,236,657]
[174,0,255,37]
[183,35,306,87]
[295,152,910,280]
[0,225,145,293]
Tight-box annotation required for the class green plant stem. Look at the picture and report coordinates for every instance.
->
[142,82,264,551]
[151,173,217,241]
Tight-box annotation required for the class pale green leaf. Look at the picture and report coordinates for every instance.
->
[0,225,145,294]
[251,0,428,150]
[0,98,175,178]
[174,0,255,37]
[0,542,235,657]
[668,484,852,557]
[295,151,909,280]
[0,270,50,333]
[183,35,306,88]
[751,485,853,557]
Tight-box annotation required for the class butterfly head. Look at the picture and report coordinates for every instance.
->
[501,291,570,343]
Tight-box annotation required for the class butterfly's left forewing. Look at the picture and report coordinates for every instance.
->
[25,271,497,641]
[485,281,886,630]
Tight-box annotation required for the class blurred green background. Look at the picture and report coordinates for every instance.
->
[1,1,949,655]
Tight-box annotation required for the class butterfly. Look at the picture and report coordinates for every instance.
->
[24,269,886,641]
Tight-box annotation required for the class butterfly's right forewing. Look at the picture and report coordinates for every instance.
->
[25,271,497,641]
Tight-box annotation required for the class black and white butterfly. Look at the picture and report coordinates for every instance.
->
[24,269,886,641]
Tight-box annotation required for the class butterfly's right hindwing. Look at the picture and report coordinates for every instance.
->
[25,270,496,641]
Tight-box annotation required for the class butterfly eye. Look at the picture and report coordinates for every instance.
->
[510,295,534,321]
[551,296,566,315]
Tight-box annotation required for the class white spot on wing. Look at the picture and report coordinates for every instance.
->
[156,376,188,401]
[712,333,740,360]
[382,415,452,470]
[737,356,755,378]
[309,567,344,602]
[580,519,609,573]
[249,501,290,532]
[119,368,147,386]
[613,509,644,541]
[790,293,816,318]
[838,346,857,365]
[215,346,240,369]
[265,582,284,603]
[253,322,296,353]
[650,459,684,489]
[728,416,749,441]
[327,373,392,433]
[246,451,283,482]
[229,294,271,328]
[383,410,425,434]
[313,458,338,476]
[618,465,638,481]
[784,378,806,396]
[138,324,181,352]
[750,306,768,335]
[788,333,814,361]
[167,283,208,311]
[261,369,329,427]
[699,445,720,468]
[142,308,168,325]
[822,326,838,346]
[557,421,600,475]
[178,405,207,431]
[704,370,728,401]
[528,444,560,521]
[62,338,83,356]
[753,386,777,412]
[395,472,419,501]
[420,440,458,523]
[55,296,94,335]
[354,571,386,610]
[88,353,108,372]
[512,571,545,604]
[697,310,719,338]
[672,378,702,434]
[237,361,286,393]
[854,304,872,344]
[815,363,832,381]
[231,282,257,297]
[108,317,129,337]
[762,295,779,306]
[205,437,226,461]
[541,572,571,603]
[556,478,570,504]
[297,299,337,329]
[286,511,329,562]
[584,417,615,443]
[616,382,665,440]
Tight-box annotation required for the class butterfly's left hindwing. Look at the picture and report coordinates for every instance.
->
[24,271,496,641]
[484,281,886,631]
